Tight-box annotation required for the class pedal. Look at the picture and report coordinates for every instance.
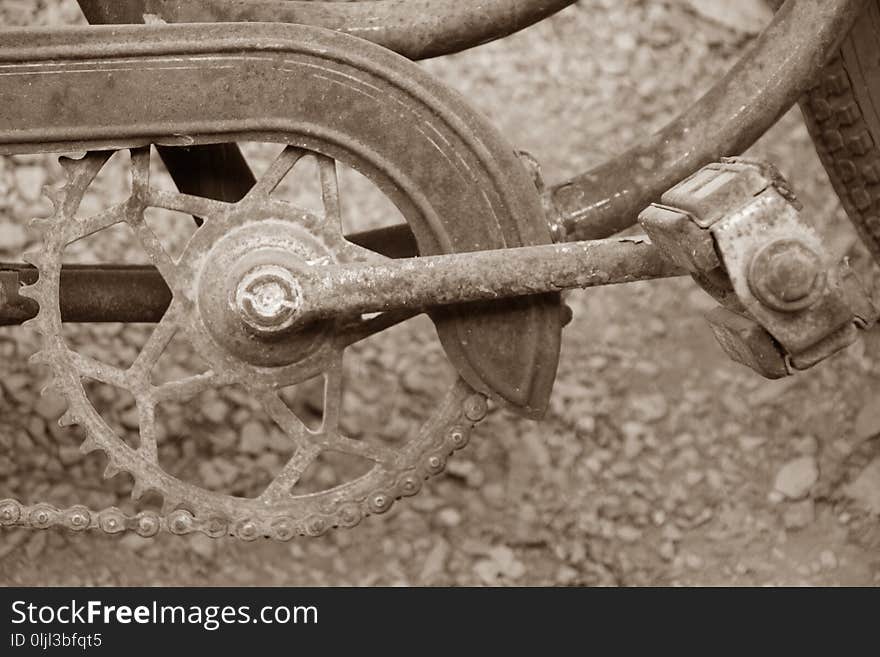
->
[639,158,878,378]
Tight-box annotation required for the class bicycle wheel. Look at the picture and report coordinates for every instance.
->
[801,0,880,263]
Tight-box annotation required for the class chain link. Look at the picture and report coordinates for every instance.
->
[0,417,482,540]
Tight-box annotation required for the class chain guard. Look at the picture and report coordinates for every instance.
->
[0,21,562,418]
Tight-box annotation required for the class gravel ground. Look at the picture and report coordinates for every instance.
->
[1,0,880,586]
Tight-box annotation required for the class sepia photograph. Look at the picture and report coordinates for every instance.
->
[0,1,878,625]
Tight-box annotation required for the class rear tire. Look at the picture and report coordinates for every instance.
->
[801,0,880,263]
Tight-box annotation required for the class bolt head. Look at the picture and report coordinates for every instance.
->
[749,239,825,312]
[234,265,302,333]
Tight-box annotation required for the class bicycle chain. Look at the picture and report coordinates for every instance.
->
[0,407,483,540]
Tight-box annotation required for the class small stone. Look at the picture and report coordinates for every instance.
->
[556,565,579,585]
[34,391,67,421]
[706,469,724,490]
[119,533,152,553]
[13,165,46,202]
[0,221,27,252]
[474,559,501,585]
[684,553,704,570]
[616,525,642,543]
[202,400,228,424]
[685,470,704,486]
[832,439,853,456]
[57,445,82,466]
[738,435,766,452]
[575,414,596,434]
[844,457,880,514]
[446,460,485,488]
[198,458,239,489]
[482,482,506,508]
[658,541,676,561]
[239,420,268,454]
[854,399,880,442]
[773,456,818,500]
[436,508,461,528]
[782,499,815,531]
[119,405,140,431]
[189,533,217,560]
[419,539,449,582]
[488,545,526,580]
[793,435,819,456]
[620,422,646,459]
[630,393,668,423]
[819,550,837,570]
[24,532,47,559]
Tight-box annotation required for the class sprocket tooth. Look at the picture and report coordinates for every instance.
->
[160,497,181,515]
[21,251,46,268]
[39,382,57,398]
[80,438,100,455]
[130,480,148,502]
[20,316,45,333]
[103,462,121,480]
[29,215,53,232]
[58,410,78,428]
[19,280,44,300]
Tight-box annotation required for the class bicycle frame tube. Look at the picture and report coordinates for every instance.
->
[549,0,868,242]
[78,0,867,253]
[76,0,577,61]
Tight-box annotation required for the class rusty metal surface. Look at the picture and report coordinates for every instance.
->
[77,0,577,61]
[549,0,867,242]
[292,237,684,325]
[0,264,170,325]
[79,1,577,246]
[641,159,870,376]
[0,237,684,332]
[16,146,493,540]
[704,306,790,379]
[0,21,564,417]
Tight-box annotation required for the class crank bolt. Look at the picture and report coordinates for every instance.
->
[235,265,303,334]
[748,239,825,312]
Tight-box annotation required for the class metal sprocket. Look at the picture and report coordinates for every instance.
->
[15,145,488,540]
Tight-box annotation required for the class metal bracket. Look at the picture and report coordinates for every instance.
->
[640,159,878,378]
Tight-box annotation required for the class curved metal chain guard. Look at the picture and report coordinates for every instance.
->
[0,21,562,418]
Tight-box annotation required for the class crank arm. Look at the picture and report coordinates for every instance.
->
[0,239,684,326]
[294,238,684,325]
[0,223,418,326]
